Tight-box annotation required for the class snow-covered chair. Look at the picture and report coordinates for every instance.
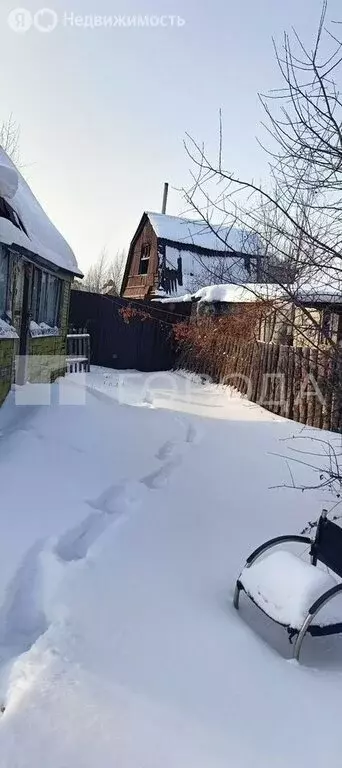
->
[233,511,342,660]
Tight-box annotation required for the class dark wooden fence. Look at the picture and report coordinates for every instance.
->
[181,338,342,432]
[69,291,190,372]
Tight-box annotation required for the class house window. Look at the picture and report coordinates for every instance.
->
[0,248,9,317]
[31,267,62,327]
[139,244,151,275]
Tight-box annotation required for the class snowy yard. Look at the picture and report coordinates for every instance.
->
[0,367,342,767]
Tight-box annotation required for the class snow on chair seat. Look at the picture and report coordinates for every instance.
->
[233,511,342,660]
[240,550,339,630]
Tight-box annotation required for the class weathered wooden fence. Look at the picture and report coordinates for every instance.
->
[181,338,342,433]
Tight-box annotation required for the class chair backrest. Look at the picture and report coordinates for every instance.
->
[313,513,342,578]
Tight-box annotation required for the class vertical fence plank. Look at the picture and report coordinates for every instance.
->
[250,343,259,402]
[244,342,253,396]
[314,349,326,429]
[322,351,332,431]
[337,353,342,432]
[263,343,273,409]
[271,344,280,415]
[299,346,310,426]
[285,347,294,420]
[278,345,288,418]
[331,351,342,433]
[255,343,264,404]
[306,347,318,427]
[258,343,268,405]
[292,347,303,424]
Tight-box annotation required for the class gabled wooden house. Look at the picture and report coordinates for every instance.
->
[0,147,82,406]
[121,212,263,300]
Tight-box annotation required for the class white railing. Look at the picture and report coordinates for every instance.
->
[66,331,91,373]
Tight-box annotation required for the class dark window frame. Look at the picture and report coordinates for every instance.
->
[0,247,9,319]
[139,243,151,275]
[30,266,62,327]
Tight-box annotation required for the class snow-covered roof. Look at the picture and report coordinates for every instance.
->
[155,283,288,303]
[146,212,261,254]
[297,282,342,303]
[0,147,82,276]
[193,283,287,303]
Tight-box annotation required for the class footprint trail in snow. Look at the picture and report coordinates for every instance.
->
[0,417,201,713]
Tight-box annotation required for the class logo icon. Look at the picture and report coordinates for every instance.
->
[34,8,58,32]
[7,8,32,33]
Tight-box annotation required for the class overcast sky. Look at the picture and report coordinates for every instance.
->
[0,0,341,273]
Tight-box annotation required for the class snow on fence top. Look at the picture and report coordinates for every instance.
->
[147,212,261,254]
[0,147,82,276]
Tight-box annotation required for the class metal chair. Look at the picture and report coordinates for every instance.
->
[234,511,342,660]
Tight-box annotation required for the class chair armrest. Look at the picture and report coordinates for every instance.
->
[245,535,312,567]
[309,584,342,616]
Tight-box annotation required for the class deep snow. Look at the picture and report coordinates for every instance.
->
[0,368,342,767]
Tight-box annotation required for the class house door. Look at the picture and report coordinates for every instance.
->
[16,265,31,385]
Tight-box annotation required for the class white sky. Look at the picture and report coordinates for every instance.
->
[0,0,340,273]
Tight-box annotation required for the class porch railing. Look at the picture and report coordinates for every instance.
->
[66,330,91,373]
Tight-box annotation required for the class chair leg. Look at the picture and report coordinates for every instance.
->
[233,581,242,610]
[293,614,313,661]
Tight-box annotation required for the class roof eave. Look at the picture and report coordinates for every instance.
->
[4,241,83,278]
[158,237,261,258]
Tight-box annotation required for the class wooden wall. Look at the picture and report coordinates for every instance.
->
[122,219,159,300]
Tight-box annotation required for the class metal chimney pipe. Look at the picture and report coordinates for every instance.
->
[162,182,169,214]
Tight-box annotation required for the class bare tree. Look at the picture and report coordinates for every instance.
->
[102,249,127,296]
[0,115,21,165]
[75,248,108,293]
[180,3,342,505]
[73,249,127,294]
[182,2,342,349]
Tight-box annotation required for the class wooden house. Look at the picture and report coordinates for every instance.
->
[121,212,263,300]
[0,147,82,406]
